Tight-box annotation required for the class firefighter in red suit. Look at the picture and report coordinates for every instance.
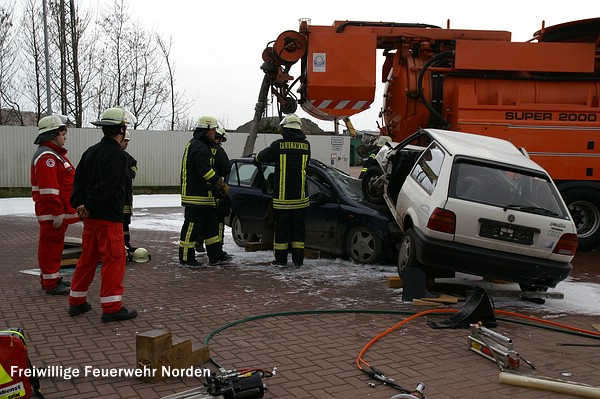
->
[31,115,80,295]
[68,107,138,323]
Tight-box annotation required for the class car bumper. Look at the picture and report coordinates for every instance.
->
[412,228,572,288]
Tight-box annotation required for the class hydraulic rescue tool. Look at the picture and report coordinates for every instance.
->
[467,323,536,371]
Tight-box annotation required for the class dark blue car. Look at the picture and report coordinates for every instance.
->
[225,157,398,264]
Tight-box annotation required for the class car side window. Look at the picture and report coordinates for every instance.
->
[410,143,444,194]
[261,165,276,194]
[230,162,260,188]
[307,176,333,198]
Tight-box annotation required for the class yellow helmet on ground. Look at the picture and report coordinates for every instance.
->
[196,116,219,129]
[279,114,302,130]
[91,107,135,126]
[132,248,150,263]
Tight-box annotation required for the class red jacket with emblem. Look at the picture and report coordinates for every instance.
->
[31,141,79,224]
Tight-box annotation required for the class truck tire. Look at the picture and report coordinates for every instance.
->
[561,188,600,251]
[361,166,385,205]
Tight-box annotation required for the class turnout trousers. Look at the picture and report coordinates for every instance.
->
[179,206,221,263]
[69,218,126,313]
[273,208,306,265]
[38,221,68,290]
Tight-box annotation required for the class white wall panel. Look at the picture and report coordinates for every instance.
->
[0,127,349,188]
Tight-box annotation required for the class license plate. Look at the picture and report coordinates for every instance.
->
[479,219,537,245]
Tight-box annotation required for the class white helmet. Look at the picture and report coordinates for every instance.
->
[375,135,392,147]
[215,127,229,142]
[91,106,136,127]
[196,116,219,129]
[132,248,150,263]
[35,115,68,144]
[279,114,302,130]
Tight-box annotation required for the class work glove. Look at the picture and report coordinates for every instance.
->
[53,214,64,228]
[214,178,230,195]
[252,157,260,167]
[222,182,230,196]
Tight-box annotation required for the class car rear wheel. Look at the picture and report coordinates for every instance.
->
[347,226,382,264]
[231,215,258,247]
[397,228,420,275]
[361,166,386,205]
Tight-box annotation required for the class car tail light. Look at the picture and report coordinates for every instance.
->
[427,208,456,234]
[552,233,578,256]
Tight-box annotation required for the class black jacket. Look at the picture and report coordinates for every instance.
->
[71,136,127,222]
[180,128,220,207]
[124,151,138,213]
[255,127,311,210]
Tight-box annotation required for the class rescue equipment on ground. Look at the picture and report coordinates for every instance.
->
[0,328,45,399]
[205,369,268,398]
[468,323,535,371]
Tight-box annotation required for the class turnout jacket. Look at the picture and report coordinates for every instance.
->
[255,128,311,210]
[180,129,221,207]
[124,151,138,214]
[70,136,127,222]
[31,141,79,224]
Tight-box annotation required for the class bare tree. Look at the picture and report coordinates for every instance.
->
[20,0,45,122]
[0,1,23,125]
[157,34,191,131]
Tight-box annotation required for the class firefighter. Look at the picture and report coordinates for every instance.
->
[120,130,138,257]
[358,135,391,179]
[179,116,232,267]
[31,115,80,295]
[196,127,232,255]
[253,114,311,267]
[69,107,138,323]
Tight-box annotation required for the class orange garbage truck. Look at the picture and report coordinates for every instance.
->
[257,17,600,250]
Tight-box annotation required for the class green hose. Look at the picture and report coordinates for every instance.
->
[204,308,600,370]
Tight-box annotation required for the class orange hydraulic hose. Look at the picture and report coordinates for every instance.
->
[356,308,457,370]
[495,309,600,338]
[356,308,600,371]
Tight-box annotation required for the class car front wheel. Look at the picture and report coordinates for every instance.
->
[347,226,382,264]
[361,166,386,205]
[397,228,420,275]
[231,215,258,247]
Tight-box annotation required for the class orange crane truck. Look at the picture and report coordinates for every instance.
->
[254,17,600,250]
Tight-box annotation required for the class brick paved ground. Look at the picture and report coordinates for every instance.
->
[1,210,600,399]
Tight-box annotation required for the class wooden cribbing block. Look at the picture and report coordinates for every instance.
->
[245,242,273,251]
[304,248,320,259]
[136,329,210,383]
[386,276,403,288]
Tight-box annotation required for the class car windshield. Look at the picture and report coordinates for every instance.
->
[450,160,570,219]
[322,166,363,200]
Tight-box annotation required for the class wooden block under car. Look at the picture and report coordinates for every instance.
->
[136,329,210,383]
[245,242,273,251]
[386,276,403,288]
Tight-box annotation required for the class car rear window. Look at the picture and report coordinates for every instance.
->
[449,160,570,218]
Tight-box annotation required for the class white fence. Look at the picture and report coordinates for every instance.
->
[0,126,350,188]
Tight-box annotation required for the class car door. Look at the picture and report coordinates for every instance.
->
[304,167,339,253]
[227,161,273,236]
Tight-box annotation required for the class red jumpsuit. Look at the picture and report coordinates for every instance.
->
[31,142,79,290]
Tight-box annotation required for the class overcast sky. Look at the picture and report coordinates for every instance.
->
[91,0,594,130]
